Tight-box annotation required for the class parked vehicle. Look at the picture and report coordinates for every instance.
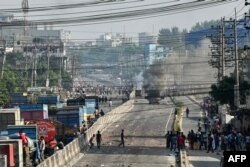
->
[0,133,40,165]
[0,108,22,131]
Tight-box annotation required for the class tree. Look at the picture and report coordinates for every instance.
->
[0,81,8,106]
[158,27,184,48]
[158,28,171,46]
[190,20,218,32]
[210,76,250,109]
[0,49,74,105]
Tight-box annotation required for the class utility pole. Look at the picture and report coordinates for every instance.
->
[59,55,62,88]
[31,50,35,87]
[46,46,50,87]
[207,29,222,81]
[0,40,6,79]
[34,49,37,87]
[221,18,225,78]
[208,9,246,109]
[22,0,29,36]
[234,8,240,108]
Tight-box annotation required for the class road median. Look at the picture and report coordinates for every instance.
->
[170,97,190,167]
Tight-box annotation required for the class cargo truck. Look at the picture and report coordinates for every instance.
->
[0,108,23,131]
[6,120,64,144]
[144,89,162,104]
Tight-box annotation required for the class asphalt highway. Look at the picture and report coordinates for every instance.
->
[72,98,176,167]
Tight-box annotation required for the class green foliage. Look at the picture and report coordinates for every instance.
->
[78,44,144,78]
[3,66,19,92]
[0,81,8,106]
[0,51,73,105]
[158,27,184,48]
[210,76,250,108]
[190,20,218,32]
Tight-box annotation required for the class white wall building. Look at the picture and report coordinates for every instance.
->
[144,44,172,66]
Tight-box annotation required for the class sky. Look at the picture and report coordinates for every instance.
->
[0,0,249,41]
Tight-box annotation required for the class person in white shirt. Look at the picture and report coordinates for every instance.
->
[109,98,113,111]
[40,136,46,161]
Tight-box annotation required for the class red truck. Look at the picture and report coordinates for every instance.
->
[25,120,64,144]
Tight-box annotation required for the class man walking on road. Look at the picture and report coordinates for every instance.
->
[118,129,125,147]
[96,131,102,149]
[89,134,95,149]
[186,107,189,118]
[165,131,171,149]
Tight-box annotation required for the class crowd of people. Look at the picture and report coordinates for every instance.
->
[165,102,250,156]
[165,131,186,152]
[18,130,65,167]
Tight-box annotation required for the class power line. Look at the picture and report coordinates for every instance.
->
[0,0,236,27]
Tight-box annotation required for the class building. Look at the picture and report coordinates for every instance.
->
[144,44,172,66]
[138,32,157,46]
[95,33,135,47]
[0,13,14,22]
[0,13,70,54]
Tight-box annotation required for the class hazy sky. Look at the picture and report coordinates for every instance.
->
[0,0,249,41]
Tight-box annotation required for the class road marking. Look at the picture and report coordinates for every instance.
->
[188,156,220,162]
[165,108,174,133]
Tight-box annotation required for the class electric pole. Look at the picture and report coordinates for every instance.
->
[22,0,29,36]
[221,18,225,78]
[234,8,240,109]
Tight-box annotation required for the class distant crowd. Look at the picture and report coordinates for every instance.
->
[165,102,250,156]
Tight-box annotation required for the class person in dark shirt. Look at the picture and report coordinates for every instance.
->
[96,131,102,149]
[186,107,189,118]
[165,131,170,149]
[89,134,95,149]
[100,109,105,116]
[174,108,177,115]
[207,134,214,153]
[118,129,125,147]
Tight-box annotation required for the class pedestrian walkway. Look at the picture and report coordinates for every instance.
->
[180,96,221,167]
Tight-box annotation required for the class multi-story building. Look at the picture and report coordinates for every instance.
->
[144,44,172,66]
[0,13,70,55]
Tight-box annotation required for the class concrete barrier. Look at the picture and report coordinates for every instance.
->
[37,98,134,167]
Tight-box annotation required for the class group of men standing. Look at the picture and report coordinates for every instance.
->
[165,131,185,151]
[89,129,125,149]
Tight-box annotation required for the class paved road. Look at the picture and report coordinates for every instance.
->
[175,96,221,167]
[72,98,176,167]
